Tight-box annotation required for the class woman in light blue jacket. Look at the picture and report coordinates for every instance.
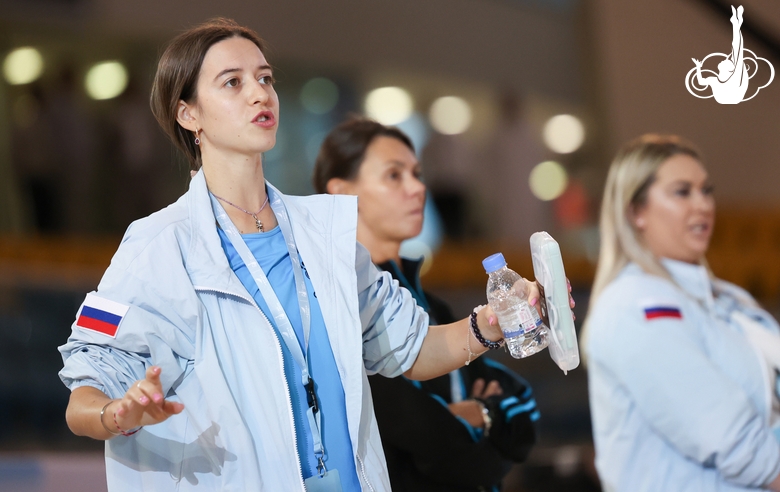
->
[57,18,530,492]
[585,134,780,491]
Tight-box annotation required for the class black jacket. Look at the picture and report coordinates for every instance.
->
[369,258,538,492]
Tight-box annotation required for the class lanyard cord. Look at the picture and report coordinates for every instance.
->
[210,190,327,475]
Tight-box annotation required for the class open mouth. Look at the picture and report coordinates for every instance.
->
[253,111,275,126]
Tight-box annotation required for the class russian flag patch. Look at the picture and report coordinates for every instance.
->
[76,293,129,338]
[644,306,682,320]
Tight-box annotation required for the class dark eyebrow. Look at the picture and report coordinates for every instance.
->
[384,160,421,171]
[214,65,273,82]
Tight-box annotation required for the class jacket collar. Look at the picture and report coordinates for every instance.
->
[660,257,714,308]
[182,170,336,296]
[184,170,264,297]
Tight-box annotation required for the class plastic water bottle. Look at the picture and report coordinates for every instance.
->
[483,253,549,358]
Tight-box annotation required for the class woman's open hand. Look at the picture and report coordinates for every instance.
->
[109,366,184,432]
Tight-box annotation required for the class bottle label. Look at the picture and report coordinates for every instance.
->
[501,304,542,338]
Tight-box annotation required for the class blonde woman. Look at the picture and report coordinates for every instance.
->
[585,134,780,491]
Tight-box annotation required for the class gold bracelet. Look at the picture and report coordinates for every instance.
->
[466,319,477,365]
[100,401,121,436]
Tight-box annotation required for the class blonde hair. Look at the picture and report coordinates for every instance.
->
[583,135,703,344]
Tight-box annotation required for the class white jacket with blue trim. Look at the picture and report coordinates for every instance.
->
[587,258,780,492]
[58,170,429,491]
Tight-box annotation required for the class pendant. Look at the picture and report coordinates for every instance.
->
[252,214,263,232]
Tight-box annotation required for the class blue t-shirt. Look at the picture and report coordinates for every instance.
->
[218,226,360,491]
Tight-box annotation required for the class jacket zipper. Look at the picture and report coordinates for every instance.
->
[356,455,375,492]
[194,285,307,491]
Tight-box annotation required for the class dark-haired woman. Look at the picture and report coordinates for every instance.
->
[57,19,535,492]
[314,117,539,492]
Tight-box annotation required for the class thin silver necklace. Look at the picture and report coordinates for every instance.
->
[211,192,269,232]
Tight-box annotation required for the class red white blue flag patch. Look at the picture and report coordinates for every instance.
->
[76,293,129,338]
[644,306,683,320]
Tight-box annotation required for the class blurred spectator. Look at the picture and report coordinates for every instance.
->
[480,91,548,244]
[49,65,98,233]
[106,77,171,230]
[585,134,780,491]
[11,84,62,232]
[420,120,478,240]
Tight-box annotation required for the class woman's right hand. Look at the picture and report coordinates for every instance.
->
[108,366,185,432]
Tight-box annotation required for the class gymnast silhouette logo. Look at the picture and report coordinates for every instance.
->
[685,5,774,104]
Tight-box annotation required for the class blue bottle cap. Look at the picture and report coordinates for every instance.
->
[482,253,507,273]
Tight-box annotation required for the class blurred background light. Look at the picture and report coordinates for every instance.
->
[429,96,472,135]
[364,86,413,125]
[529,160,569,201]
[300,77,339,115]
[84,61,128,100]
[542,114,585,154]
[3,47,44,85]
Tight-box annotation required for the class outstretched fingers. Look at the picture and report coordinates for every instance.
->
[142,365,165,404]
[162,400,186,415]
[116,366,185,430]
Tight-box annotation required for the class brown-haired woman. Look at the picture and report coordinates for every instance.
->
[314,117,539,492]
[58,18,537,491]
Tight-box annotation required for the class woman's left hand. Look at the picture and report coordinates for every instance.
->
[477,278,541,341]
[478,277,575,340]
[530,277,577,326]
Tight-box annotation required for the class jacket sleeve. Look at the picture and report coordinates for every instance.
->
[59,226,198,398]
[356,242,430,378]
[590,280,780,488]
[368,374,511,488]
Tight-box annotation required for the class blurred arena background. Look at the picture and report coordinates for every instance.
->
[0,0,778,490]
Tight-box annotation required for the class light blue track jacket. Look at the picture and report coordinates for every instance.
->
[587,258,780,492]
[58,170,429,491]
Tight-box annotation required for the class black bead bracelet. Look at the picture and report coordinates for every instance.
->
[470,311,504,350]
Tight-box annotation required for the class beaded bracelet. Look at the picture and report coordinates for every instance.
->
[470,310,504,350]
[113,411,141,437]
